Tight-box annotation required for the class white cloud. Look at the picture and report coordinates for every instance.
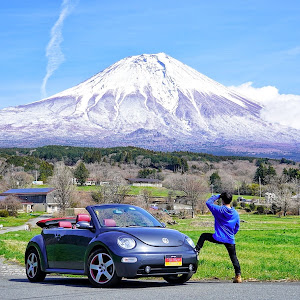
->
[41,0,78,99]
[229,82,300,130]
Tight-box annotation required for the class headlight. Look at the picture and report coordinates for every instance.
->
[117,237,136,249]
[185,236,195,248]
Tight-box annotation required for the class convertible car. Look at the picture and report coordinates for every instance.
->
[25,204,198,287]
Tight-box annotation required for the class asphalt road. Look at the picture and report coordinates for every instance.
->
[0,270,299,300]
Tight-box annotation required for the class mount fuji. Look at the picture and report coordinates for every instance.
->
[0,53,299,159]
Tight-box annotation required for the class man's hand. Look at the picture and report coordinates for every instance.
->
[211,194,220,202]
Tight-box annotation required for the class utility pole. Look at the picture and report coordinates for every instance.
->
[210,184,214,196]
[259,176,262,204]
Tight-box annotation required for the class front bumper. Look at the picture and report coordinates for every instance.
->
[113,248,198,278]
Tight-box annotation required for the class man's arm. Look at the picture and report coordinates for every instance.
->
[206,194,221,215]
[234,217,240,234]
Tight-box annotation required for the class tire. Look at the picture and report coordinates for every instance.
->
[163,272,193,284]
[87,250,120,288]
[25,247,46,282]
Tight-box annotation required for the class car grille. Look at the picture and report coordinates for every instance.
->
[137,264,192,276]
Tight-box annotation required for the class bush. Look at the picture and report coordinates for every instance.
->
[232,200,238,208]
[257,205,265,214]
[249,203,256,211]
[0,210,9,217]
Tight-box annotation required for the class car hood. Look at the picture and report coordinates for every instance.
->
[111,227,185,247]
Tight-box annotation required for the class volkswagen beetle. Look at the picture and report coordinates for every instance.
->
[25,204,198,287]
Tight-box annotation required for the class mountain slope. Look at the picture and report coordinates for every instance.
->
[0,53,299,158]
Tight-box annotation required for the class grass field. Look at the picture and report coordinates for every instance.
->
[0,214,299,281]
[0,212,44,228]
[77,185,183,197]
[171,214,300,281]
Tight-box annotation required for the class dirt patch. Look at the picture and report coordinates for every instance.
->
[190,220,214,227]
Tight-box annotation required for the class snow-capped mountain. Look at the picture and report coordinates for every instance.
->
[0,53,299,158]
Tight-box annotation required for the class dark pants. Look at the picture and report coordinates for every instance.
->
[196,233,241,275]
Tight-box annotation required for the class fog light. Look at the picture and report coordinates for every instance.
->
[188,264,194,271]
[121,257,137,263]
[145,266,151,273]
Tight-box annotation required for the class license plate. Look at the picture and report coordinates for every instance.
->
[165,255,182,266]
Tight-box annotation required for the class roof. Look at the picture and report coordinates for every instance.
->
[0,188,55,196]
[126,178,161,183]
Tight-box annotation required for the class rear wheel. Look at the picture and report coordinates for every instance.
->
[163,272,193,284]
[87,250,120,288]
[25,248,46,282]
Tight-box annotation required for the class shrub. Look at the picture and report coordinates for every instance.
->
[249,203,256,211]
[232,200,238,208]
[257,205,265,214]
[0,210,9,217]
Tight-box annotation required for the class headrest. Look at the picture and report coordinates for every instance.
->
[59,221,72,228]
[76,214,91,223]
[103,219,116,227]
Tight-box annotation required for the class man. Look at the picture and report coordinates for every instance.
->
[195,192,242,283]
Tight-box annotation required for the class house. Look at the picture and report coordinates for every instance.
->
[126,178,162,187]
[72,178,98,186]
[0,188,57,213]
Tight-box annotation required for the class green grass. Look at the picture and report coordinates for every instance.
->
[170,214,300,281]
[232,194,257,200]
[127,186,182,197]
[0,212,44,228]
[77,185,183,197]
[0,228,40,263]
[0,215,299,281]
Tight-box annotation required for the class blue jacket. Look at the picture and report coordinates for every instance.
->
[206,194,240,244]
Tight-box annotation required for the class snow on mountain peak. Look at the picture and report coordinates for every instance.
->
[54,53,254,114]
[0,53,299,159]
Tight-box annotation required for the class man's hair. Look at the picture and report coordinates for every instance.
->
[220,192,232,204]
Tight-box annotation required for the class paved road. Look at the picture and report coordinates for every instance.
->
[0,259,299,300]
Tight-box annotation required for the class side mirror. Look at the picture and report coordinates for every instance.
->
[76,221,94,230]
[161,222,166,228]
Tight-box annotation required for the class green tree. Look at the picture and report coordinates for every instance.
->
[250,183,260,196]
[39,161,53,182]
[210,172,222,193]
[254,164,267,184]
[138,168,157,178]
[239,181,252,195]
[74,162,89,185]
[254,163,277,185]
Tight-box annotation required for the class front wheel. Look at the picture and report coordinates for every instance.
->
[163,272,193,284]
[25,247,46,282]
[87,250,120,288]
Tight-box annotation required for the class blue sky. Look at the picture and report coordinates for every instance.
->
[1,0,300,127]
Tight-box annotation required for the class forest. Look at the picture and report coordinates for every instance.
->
[0,145,299,216]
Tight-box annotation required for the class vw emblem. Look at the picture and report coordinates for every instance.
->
[162,238,169,244]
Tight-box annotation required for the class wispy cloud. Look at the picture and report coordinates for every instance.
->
[229,82,300,130]
[284,46,300,56]
[41,0,78,99]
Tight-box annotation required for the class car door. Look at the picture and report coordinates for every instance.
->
[42,228,59,269]
[43,227,94,269]
[53,228,95,270]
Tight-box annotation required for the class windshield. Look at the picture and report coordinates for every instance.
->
[92,204,162,228]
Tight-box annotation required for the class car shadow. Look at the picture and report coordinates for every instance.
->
[10,277,181,289]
